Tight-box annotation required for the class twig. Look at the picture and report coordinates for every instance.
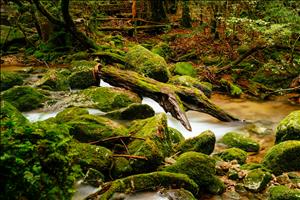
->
[112,154,148,160]
[88,135,145,145]
[267,86,300,95]
[120,139,130,154]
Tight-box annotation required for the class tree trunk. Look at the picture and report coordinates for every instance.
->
[181,0,192,28]
[149,0,168,22]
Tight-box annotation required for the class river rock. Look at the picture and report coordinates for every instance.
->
[243,168,272,192]
[268,185,300,200]
[161,188,197,200]
[81,87,141,112]
[105,103,155,120]
[169,75,212,97]
[35,69,69,91]
[219,131,260,152]
[55,107,89,123]
[1,86,47,111]
[163,151,225,194]
[262,140,300,175]
[275,110,300,144]
[111,157,133,179]
[168,127,185,145]
[176,130,216,155]
[1,71,23,91]
[217,147,248,164]
[173,62,197,77]
[0,100,29,126]
[125,45,171,82]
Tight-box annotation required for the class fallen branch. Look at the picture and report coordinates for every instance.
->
[88,135,145,145]
[97,24,178,32]
[112,154,148,160]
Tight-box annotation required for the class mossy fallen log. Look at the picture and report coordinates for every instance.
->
[98,66,238,131]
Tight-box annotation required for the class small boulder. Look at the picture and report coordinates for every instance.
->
[217,147,248,164]
[176,130,216,155]
[151,42,174,61]
[219,131,260,152]
[173,62,197,77]
[2,86,47,111]
[125,45,171,82]
[35,69,69,91]
[0,101,28,126]
[268,185,300,200]
[262,140,300,175]
[55,107,89,123]
[111,157,133,179]
[243,168,272,192]
[168,127,185,145]
[275,110,300,144]
[0,71,23,91]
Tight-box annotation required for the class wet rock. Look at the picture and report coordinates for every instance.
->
[161,188,197,200]
[176,130,216,155]
[0,71,23,91]
[243,168,272,192]
[105,103,155,120]
[173,62,197,77]
[221,191,241,200]
[35,69,69,91]
[1,86,47,111]
[82,168,105,187]
[219,131,260,152]
[169,75,212,97]
[217,147,248,164]
[0,100,29,126]
[111,157,133,179]
[125,45,171,82]
[168,127,185,145]
[163,152,225,194]
[81,87,141,112]
[55,106,89,123]
[262,140,300,175]
[99,171,199,200]
[67,114,128,143]
[240,163,269,171]
[275,110,300,144]
[268,185,300,200]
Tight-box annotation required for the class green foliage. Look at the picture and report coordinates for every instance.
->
[0,71,24,91]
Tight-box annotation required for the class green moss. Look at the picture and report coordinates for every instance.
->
[262,140,300,175]
[168,127,185,145]
[243,168,272,192]
[240,163,269,171]
[275,110,300,144]
[0,101,29,127]
[219,132,260,152]
[1,86,47,111]
[99,171,199,200]
[111,157,133,179]
[176,130,215,155]
[0,71,23,91]
[68,69,98,89]
[67,114,128,143]
[55,107,89,123]
[105,103,155,120]
[220,79,243,97]
[163,152,225,194]
[217,148,248,164]
[202,55,220,66]
[151,42,174,60]
[173,62,197,77]
[125,45,171,82]
[70,60,98,70]
[35,69,69,91]
[268,186,300,200]
[82,168,104,187]
[0,25,24,46]
[82,87,141,112]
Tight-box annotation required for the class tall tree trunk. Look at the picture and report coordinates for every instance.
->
[181,0,192,28]
[149,0,168,22]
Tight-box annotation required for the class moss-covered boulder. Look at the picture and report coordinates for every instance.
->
[219,132,260,152]
[35,69,69,91]
[169,75,212,98]
[217,147,248,164]
[176,130,215,155]
[0,71,23,91]
[55,107,89,123]
[220,79,243,97]
[163,152,225,194]
[275,110,300,144]
[70,141,112,172]
[243,168,272,192]
[105,103,155,120]
[268,186,300,200]
[262,140,300,175]
[161,189,197,200]
[81,87,141,112]
[82,168,104,187]
[111,157,133,179]
[0,101,29,127]
[173,62,197,77]
[1,86,47,111]
[127,114,173,173]
[0,25,24,47]
[168,127,185,145]
[125,45,171,82]
[67,114,128,143]
[151,42,174,61]
[99,171,199,200]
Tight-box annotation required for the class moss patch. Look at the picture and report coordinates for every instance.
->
[55,107,89,123]
[217,147,248,164]
[243,168,272,192]
[0,100,29,127]
[0,71,23,91]
[35,69,69,91]
[173,62,197,77]
[268,185,300,200]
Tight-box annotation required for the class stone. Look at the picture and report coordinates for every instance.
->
[217,148,248,164]
[35,69,69,91]
[173,62,197,77]
[0,100,29,126]
[243,168,272,192]
[55,107,89,123]
[0,71,23,91]
[82,168,105,187]
[168,127,185,145]
[268,186,300,200]
[111,157,133,179]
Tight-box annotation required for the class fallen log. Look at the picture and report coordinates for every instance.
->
[97,24,179,32]
[98,66,238,131]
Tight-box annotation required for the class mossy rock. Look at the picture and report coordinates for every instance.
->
[82,168,105,187]
[55,107,89,123]
[243,168,272,192]
[275,110,300,144]
[99,171,199,200]
[128,114,173,173]
[168,127,185,145]
[105,103,155,120]
[217,148,248,164]
[176,130,215,155]
[0,101,29,127]
[161,189,197,200]
[169,75,212,97]
[151,42,175,60]
[219,132,260,152]
[262,140,300,175]
[0,71,23,91]
[0,25,24,46]
[70,60,98,70]
[68,69,98,89]
[67,114,128,143]
[220,79,243,97]
[173,62,197,77]
[240,163,269,171]
[82,87,141,112]
[125,45,171,82]
[70,141,112,172]
[268,186,300,200]
[111,157,133,179]
[35,69,69,91]
[163,152,225,194]
[1,86,47,111]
